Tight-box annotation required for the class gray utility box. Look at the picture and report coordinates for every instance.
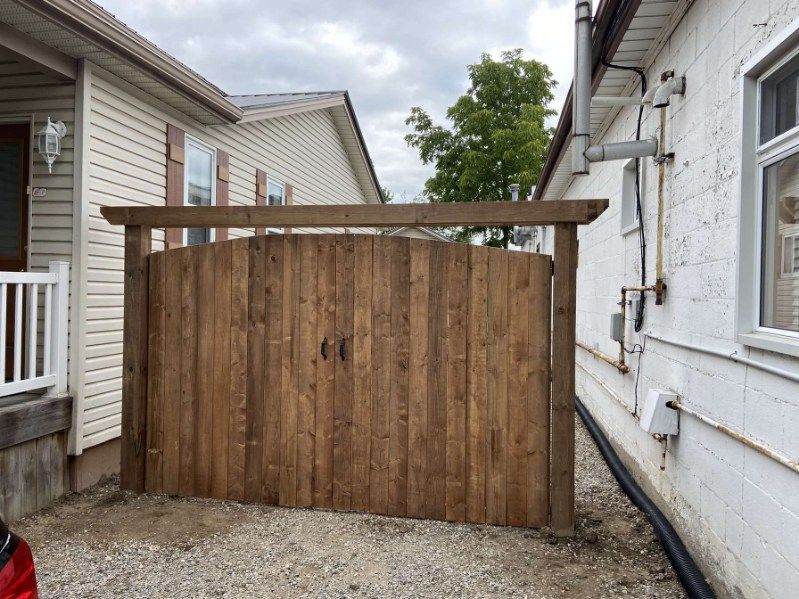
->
[610,312,623,342]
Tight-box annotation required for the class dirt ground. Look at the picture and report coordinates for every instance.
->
[15,419,685,598]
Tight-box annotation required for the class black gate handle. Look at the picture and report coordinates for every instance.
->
[321,337,328,360]
[339,337,346,361]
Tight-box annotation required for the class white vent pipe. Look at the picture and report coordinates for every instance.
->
[572,0,593,175]
[585,139,659,162]
[572,0,658,174]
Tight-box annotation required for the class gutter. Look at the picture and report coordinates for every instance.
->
[18,0,243,123]
[343,91,385,203]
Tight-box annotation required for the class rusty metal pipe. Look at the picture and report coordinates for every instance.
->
[668,401,799,475]
[577,340,630,373]
[655,108,667,301]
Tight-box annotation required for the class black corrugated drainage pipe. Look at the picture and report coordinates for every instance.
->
[575,396,716,599]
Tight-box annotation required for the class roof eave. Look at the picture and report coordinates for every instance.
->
[343,91,384,203]
[18,0,242,123]
[237,94,347,122]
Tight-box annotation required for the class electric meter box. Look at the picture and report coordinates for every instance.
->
[640,389,679,435]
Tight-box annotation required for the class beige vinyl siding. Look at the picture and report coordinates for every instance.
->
[83,75,166,448]
[0,68,75,380]
[80,70,372,449]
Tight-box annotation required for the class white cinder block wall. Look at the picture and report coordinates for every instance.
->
[542,0,799,597]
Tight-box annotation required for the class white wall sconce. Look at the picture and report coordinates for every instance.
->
[36,117,67,174]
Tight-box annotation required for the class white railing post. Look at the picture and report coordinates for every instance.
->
[46,261,69,397]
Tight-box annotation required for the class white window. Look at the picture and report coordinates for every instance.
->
[738,21,799,356]
[184,136,216,245]
[266,177,285,234]
[267,177,285,206]
[621,158,642,234]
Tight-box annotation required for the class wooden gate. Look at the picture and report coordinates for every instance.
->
[143,234,552,527]
[106,200,609,533]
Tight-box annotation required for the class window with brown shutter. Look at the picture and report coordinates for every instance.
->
[165,124,185,249]
[216,150,230,241]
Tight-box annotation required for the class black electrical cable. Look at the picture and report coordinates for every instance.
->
[598,0,649,332]
[576,397,716,599]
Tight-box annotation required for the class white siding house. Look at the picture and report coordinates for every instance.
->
[536,0,799,597]
[0,0,382,517]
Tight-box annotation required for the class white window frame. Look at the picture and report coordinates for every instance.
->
[737,17,799,357]
[620,158,642,236]
[266,176,285,235]
[182,135,217,245]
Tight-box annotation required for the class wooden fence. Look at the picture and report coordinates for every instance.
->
[144,234,552,527]
[103,200,609,534]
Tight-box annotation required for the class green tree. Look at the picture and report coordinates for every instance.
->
[405,49,556,247]
[381,187,395,203]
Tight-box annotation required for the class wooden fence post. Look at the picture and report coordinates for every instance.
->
[550,222,577,535]
[120,225,151,492]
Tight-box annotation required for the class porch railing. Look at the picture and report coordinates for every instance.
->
[0,261,69,398]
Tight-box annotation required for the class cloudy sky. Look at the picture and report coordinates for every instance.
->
[96,0,574,201]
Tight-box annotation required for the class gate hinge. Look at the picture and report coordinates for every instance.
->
[550,259,555,277]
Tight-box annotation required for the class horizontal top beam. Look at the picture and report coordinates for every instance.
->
[101,200,609,228]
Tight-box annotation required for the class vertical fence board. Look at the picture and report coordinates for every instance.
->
[388,237,410,518]
[297,235,318,507]
[445,243,467,523]
[245,237,266,502]
[145,250,165,494]
[263,236,283,504]
[506,252,530,526]
[279,235,300,507]
[211,242,232,499]
[351,236,373,512]
[195,245,215,497]
[333,235,355,511]
[178,247,198,497]
[406,239,430,519]
[465,246,487,524]
[162,249,182,495]
[527,255,552,527]
[228,239,249,500]
[486,249,509,526]
[369,236,391,515]
[315,235,336,508]
[425,242,447,521]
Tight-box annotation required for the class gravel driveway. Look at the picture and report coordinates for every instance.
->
[15,418,684,598]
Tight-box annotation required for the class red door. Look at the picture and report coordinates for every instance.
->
[0,123,30,379]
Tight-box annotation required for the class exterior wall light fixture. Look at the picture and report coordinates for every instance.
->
[36,117,67,174]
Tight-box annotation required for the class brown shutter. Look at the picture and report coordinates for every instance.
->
[255,169,267,236]
[216,150,230,241]
[284,183,293,234]
[165,124,185,249]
